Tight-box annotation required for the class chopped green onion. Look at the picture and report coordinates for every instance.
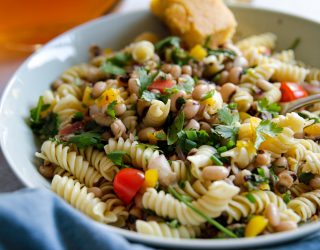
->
[257,168,265,178]
[211,155,223,166]
[217,146,228,153]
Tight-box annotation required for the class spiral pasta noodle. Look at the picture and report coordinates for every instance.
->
[142,181,239,226]
[36,140,103,187]
[136,220,201,238]
[52,175,116,223]
[143,100,171,127]
[236,33,277,52]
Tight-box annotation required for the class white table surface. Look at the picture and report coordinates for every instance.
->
[1,0,320,192]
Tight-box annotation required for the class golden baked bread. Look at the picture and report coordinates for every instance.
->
[150,0,237,48]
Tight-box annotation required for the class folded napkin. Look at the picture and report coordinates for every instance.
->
[0,188,319,250]
[0,189,152,250]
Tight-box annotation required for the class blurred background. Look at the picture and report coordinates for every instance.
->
[0,0,320,192]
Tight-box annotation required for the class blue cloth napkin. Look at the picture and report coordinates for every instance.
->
[0,188,319,250]
[0,189,152,250]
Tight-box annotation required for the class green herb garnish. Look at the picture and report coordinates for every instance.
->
[210,155,223,166]
[200,90,215,101]
[167,112,185,145]
[106,101,117,119]
[167,219,181,229]
[246,193,256,204]
[68,131,104,149]
[283,191,292,204]
[137,68,159,96]
[106,150,131,167]
[101,61,126,75]
[168,186,237,238]
[254,120,283,149]
[155,36,181,52]
[288,37,301,51]
[257,98,281,116]
[71,112,84,122]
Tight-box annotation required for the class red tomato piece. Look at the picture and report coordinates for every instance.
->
[147,79,175,93]
[280,82,308,102]
[59,121,84,135]
[113,168,145,204]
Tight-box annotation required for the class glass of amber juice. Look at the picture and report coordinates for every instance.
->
[0,0,118,59]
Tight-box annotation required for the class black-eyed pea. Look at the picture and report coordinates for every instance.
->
[170,65,182,79]
[229,66,243,84]
[161,64,172,73]
[182,100,200,119]
[220,83,238,102]
[274,221,297,232]
[278,171,295,188]
[128,78,140,95]
[265,204,280,227]
[182,65,192,75]
[39,165,55,179]
[233,56,248,68]
[218,70,230,85]
[114,103,126,116]
[255,152,271,166]
[170,90,186,112]
[185,119,200,131]
[138,127,156,141]
[202,166,230,181]
[88,187,103,198]
[192,84,209,100]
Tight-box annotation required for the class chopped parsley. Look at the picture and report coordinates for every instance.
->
[29,96,59,140]
[257,98,281,117]
[101,61,126,75]
[155,36,181,52]
[101,52,132,76]
[246,193,256,203]
[283,191,292,204]
[137,68,159,96]
[254,120,283,149]
[68,131,104,149]
[106,150,131,167]
[106,101,117,119]
[214,106,240,141]
[71,112,84,122]
[167,112,185,145]
[200,90,215,101]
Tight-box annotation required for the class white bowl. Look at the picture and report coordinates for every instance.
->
[1,5,320,249]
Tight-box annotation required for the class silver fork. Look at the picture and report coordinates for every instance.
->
[280,94,320,114]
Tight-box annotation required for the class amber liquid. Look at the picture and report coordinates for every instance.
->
[0,0,118,59]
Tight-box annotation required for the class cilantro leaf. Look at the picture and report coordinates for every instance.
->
[106,150,131,167]
[68,132,103,149]
[171,47,190,65]
[255,120,283,149]
[101,61,126,75]
[206,48,236,59]
[283,191,292,204]
[257,98,281,116]
[137,68,159,96]
[217,106,239,126]
[246,193,256,204]
[215,125,238,141]
[155,36,181,52]
[107,52,131,67]
[106,101,117,119]
[141,90,160,102]
[167,112,185,145]
[165,76,195,95]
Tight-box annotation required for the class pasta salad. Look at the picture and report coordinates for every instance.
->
[30,31,320,239]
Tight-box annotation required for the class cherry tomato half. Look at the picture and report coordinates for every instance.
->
[147,79,175,93]
[59,121,84,135]
[280,82,308,102]
[113,168,145,204]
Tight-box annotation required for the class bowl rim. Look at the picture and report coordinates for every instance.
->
[1,5,320,249]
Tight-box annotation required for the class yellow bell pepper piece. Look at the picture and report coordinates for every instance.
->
[96,88,121,108]
[201,97,215,106]
[144,169,158,188]
[237,140,256,155]
[304,123,320,137]
[239,112,251,121]
[259,183,270,191]
[245,215,268,237]
[82,86,95,106]
[189,44,207,61]
[147,132,158,144]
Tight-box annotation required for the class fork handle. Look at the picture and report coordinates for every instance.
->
[280,94,320,114]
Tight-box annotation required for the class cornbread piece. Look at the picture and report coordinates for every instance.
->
[150,0,237,48]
